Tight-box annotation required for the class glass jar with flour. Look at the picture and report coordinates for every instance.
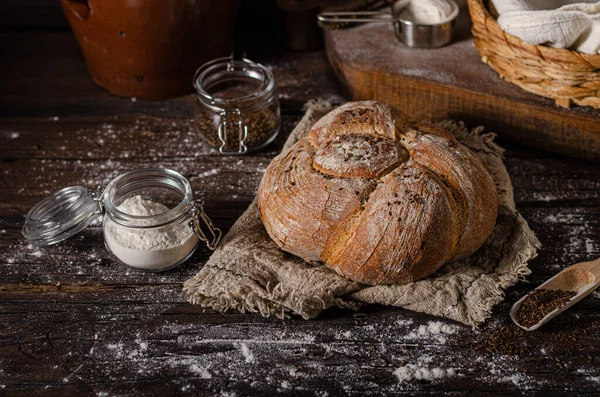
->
[22,168,221,272]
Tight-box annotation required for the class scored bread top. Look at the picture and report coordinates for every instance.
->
[258,101,498,286]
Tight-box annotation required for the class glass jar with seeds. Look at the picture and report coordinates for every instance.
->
[193,56,281,154]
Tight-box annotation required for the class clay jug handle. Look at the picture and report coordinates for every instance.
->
[62,0,90,21]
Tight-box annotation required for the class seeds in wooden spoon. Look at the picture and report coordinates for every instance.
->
[516,289,576,328]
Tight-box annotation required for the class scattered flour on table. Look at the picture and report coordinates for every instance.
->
[280,380,292,389]
[134,333,148,352]
[239,343,255,363]
[394,355,456,383]
[26,244,43,258]
[198,169,219,178]
[180,360,212,379]
[395,318,414,327]
[45,313,593,393]
[405,320,459,344]
[565,225,592,253]
[470,339,550,390]
[584,238,595,254]
[545,212,575,224]
[532,192,556,202]
[501,373,530,387]
[543,208,597,267]
[337,330,352,339]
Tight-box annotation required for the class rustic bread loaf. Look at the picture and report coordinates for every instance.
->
[258,101,498,286]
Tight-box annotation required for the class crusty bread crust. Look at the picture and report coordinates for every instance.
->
[258,101,498,286]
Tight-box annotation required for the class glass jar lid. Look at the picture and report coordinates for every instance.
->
[194,55,276,113]
[22,186,102,247]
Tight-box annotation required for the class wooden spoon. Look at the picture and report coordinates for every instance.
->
[510,258,600,331]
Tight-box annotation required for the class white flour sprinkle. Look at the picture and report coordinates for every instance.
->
[338,330,352,339]
[532,192,556,202]
[406,320,459,344]
[584,238,594,254]
[239,343,255,363]
[190,364,212,379]
[167,357,213,378]
[394,355,456,383]
[281,380,291,389]
[502,373,529,387]
[545,213,575,223]
[395,318,414,327]
[198,169,219,178]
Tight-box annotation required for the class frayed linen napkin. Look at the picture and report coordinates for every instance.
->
[184,100,540,327]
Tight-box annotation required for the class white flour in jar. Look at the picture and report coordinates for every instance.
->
[104,195,198,270]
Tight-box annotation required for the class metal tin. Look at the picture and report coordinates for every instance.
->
[317,0,459,48]
[392,0,458,48]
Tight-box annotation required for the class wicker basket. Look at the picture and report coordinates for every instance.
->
[467,0,600,109]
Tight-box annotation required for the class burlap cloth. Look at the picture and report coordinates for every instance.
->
[184,100,541,327]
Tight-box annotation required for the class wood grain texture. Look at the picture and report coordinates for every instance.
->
[323,6,600,162]
[1,31,599,396]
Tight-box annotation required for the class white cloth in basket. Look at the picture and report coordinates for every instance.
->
[491,0,600,54]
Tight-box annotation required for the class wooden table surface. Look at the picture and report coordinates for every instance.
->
[1,30,599,396]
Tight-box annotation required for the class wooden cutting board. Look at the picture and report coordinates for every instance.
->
[324,7,600,162]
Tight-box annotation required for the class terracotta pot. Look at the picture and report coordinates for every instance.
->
[61,0,240,99]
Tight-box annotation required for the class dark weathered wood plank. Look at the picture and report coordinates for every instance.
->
[324,10,600,162]
[1,28,600,396]
[1,296,599,395]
